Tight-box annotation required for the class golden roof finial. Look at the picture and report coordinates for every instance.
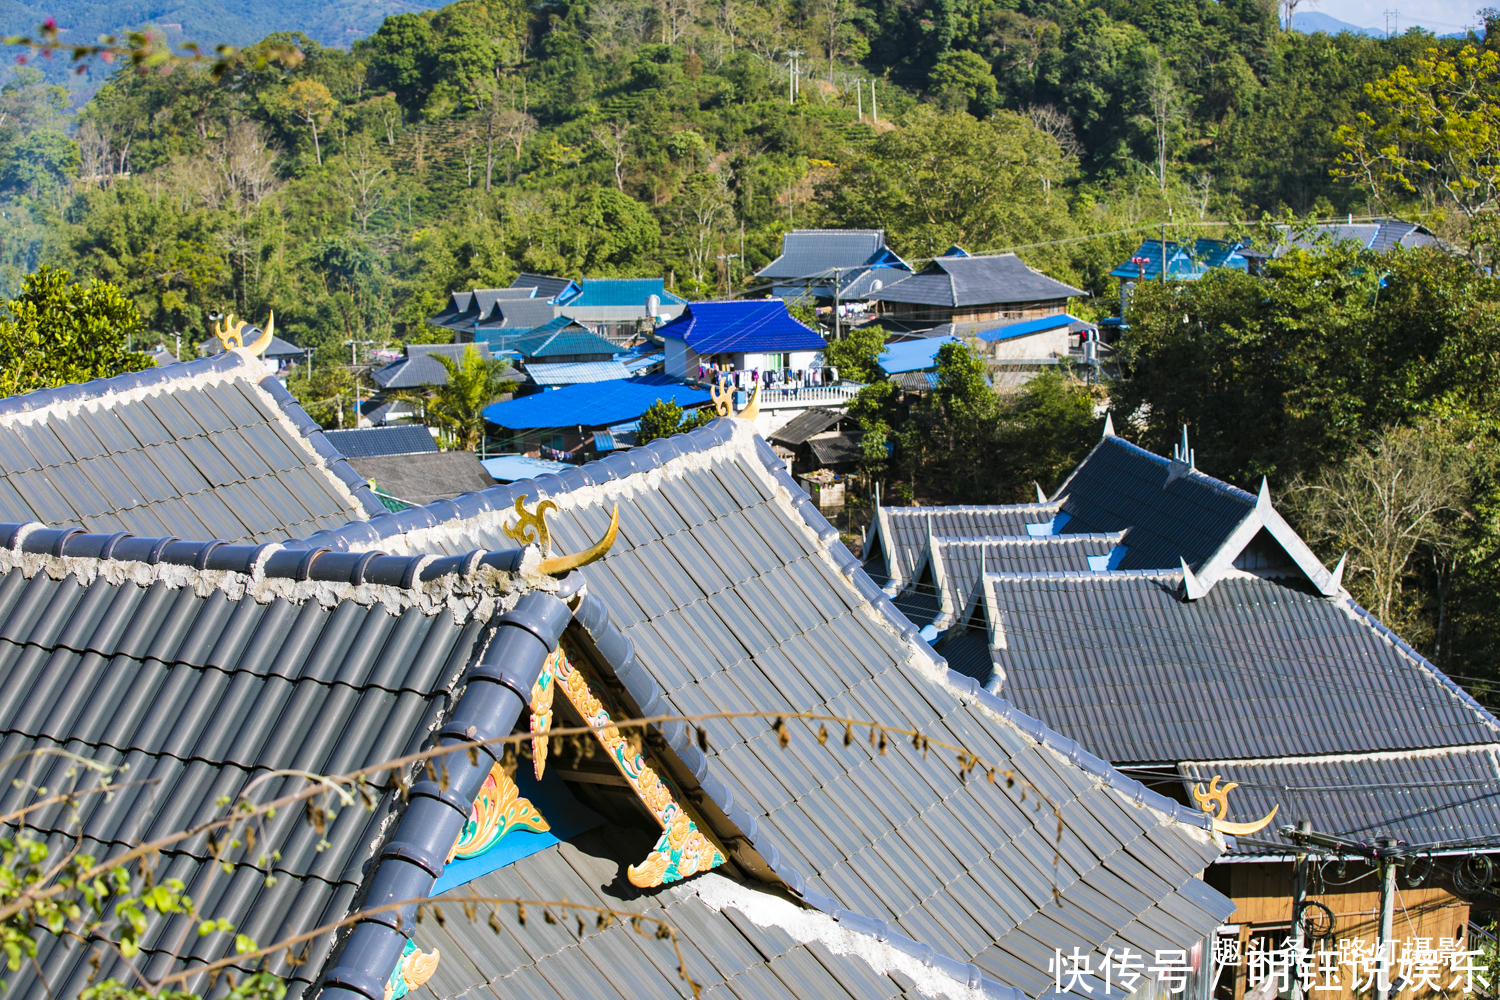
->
[212,311,276,357]
[708,381,733,417]
[1193,773,1279,836]
[739,380,762,421]
[506,494,620,575]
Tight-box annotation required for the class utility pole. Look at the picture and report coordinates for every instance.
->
[832,267,842,341]
[1161,223,1168,283]
[856,80,862,120]
[1384,9,1398,36]
[871,78,877,122]
[1289,820,1311,1000]
[1376,838,1398,1000]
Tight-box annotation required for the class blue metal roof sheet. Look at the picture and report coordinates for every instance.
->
[877,334,961,374]
[977,313,1081,342]
[656,300,827,354]
[482,374,710,429]
[510,322,620,358]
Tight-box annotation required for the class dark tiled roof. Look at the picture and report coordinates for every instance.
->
[768,408,842,447]
[924,534,1128,625]
[1178,746,1500,856]
[323,425,439,458]
[372,343,502,389]
[475,299,560,333]
[298,419,1235,997]
[868,255,1084,309]
[511,272,580,302]
[757,230,906,280]
[349,451,493,507]
[657,301,827,355]
[0,352,381,543]
[0,525,529,999]
[1053,436,1255,571]
[868,503,1064,592]
[984,571,1500,765]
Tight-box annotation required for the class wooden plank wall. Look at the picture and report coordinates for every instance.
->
[1206,862,1470,1000]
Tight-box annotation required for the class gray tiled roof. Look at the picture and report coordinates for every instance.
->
[425,826,992,1000]
[349,451,494,507]
[1051,437,1255,572]
[0,526,525,1000]
[868,256,1084,309]
[299,419,1235,997]
[981,571,1500,766]
[866,503,1063,591]
[1178,746,1500,856]
[0,352,380,543]
[757,230,896,280]
[922,534,1128,627]
[372,343,503,389]
[323,425,439,458]
[512,272,578,301]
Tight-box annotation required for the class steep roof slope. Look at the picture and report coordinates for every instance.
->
[0,525,531,1000]
[864,502,1064,592]
[295,418,1234,997]
[0,351,381,543]
[756,230,905,280]
[657,300,827,354]
[868,256,1084,308]
[981,571,1500,765]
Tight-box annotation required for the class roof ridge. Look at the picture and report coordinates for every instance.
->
[935,532,1126,546]
[1179,742,1500,768]
[0,522,547,619]
[0,350,248,423]
[983,567,1182,582]
[1104,436,1257,504]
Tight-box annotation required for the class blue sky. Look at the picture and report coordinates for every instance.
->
[1309,0,1481,34]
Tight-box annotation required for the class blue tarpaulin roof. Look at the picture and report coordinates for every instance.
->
[979,313,1083,342]
[657,300,826,354]
[480,454,576,482]
[483,373,710,430]
[877,334,961,374]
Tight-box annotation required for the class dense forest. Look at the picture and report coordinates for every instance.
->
[0,0,1483,364]
[4,0,1500,690]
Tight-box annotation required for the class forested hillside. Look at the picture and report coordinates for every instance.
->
[0,0,1480,365]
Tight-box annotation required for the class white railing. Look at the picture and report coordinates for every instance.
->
[736,382,866,408]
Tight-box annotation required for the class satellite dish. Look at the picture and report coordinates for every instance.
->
[647,294,660,316]
[871,280,883,291]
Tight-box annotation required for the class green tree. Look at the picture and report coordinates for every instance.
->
[822,324,887,383]
[274,79,337,166]
[0,267,151,399]
[1337,44,1500,220]
[821,108,1073,258]
[421,346,515,450]
[636,397,713,445]
[929,50,999,117]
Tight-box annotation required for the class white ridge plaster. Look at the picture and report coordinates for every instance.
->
[0,350,364,518]
[679,872,989,1000]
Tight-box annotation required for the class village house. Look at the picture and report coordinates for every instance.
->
[755,228,912,303]
[867,252,1086,328]
[0,331,1237,1000]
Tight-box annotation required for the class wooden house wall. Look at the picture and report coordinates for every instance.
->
[877,299,1070,324]
[1206,861,1470,1000]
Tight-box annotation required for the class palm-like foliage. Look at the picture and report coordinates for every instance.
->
[413,347,513,451]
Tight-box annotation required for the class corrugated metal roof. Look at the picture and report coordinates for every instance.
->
[301,419,1236,996]
[526,361,633,386]
[984,571,1500,765]
[870,504,1064,592]
[0,351,381,543]
[868,256,1084,309]
[768,409,843,447]
[323,425,439,458]
[482,374,710,430]
[1179,746,1500,855]
[877,336,961,374]
[925,534,1128,623]
[511,272,580,303]
[657,301,827,355]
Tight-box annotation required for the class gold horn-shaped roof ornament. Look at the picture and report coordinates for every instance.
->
[503,493,619,576]
[212,311,276,357]
[1192,774,1278,836]
[738,380,762,421]
[708,381,734,417]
